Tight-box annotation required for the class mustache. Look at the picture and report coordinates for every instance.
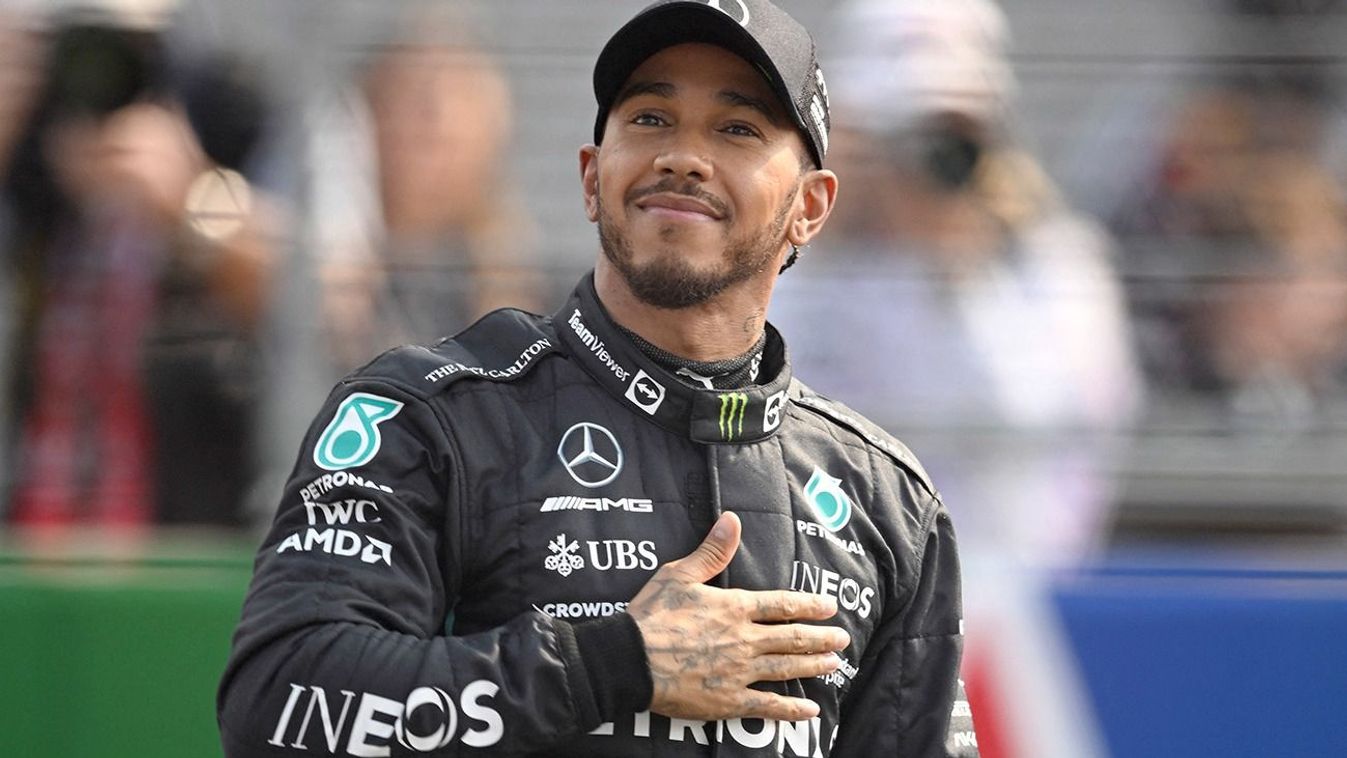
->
[625,178,730,219]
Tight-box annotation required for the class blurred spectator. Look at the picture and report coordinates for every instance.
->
[772,0,1141,559]
[366,18,544,332]
[0,13,45,180]
[1112,75,1347,430]
[0,8,273,529]
[0,11,47,503]
[769,5,1145,753]
[311,6,543,374]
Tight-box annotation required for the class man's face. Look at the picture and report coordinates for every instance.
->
[582,43,809,309]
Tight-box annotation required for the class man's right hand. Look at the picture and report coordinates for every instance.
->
[627,511,849,722]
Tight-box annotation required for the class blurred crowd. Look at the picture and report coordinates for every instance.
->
[1,0,1345,561]
[0,0,544,531]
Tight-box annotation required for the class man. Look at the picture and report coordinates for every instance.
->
[218,1,974,755]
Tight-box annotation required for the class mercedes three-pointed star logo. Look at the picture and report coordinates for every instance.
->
[557,422,623,488]
[705,0,751,27]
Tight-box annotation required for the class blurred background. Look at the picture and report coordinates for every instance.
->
[1,0,1345,756]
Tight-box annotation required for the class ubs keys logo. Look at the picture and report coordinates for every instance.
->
[544,534,585,576]
[804,467,852,532]
[545,534,658,577]
[625,369,667,415]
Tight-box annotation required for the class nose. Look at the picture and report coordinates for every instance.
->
[652,132,714,182]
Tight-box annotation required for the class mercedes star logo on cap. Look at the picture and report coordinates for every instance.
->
[705,0,750,26]
[557,422,623,488]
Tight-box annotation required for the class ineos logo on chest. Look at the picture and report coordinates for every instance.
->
[557,422,623,488]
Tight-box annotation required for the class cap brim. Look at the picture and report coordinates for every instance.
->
[592,3,802,156]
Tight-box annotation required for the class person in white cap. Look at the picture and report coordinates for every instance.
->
[774,0,1141,562]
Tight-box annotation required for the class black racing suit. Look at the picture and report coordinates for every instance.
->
[218,273,976,757]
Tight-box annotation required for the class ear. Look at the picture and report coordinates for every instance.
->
[579,144,601,223]
[788,168,839,247]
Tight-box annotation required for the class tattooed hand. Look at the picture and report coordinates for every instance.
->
[627,511,849,722]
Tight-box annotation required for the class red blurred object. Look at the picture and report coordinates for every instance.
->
[964,642,1013,758]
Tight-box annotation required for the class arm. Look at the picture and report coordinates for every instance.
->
[831,503,976,757]
[217,381,645,756]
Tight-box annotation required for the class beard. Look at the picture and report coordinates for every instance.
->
[597,178,797,310]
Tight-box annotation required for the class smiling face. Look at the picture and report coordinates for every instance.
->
[581,43,831,310]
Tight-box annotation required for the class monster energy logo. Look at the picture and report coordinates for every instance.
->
[718,393,748,441]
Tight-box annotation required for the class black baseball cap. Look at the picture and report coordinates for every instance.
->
[592,0,831,168]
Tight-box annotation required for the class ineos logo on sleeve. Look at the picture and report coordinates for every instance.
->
[557,422,623,488]
[704,0,751,26]
[269,681,503,753]
[624,369,667,415]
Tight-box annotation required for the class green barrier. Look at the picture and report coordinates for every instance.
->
[0,538,256,758]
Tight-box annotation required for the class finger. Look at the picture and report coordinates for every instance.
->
[750,652,844,683]
[752,624,850,655]
[736,690,822,722]
[745,589,838,622]
[663,511,741,583]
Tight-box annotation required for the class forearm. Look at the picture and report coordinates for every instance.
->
[219,611,651,757]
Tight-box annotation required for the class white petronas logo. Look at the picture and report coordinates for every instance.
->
[314,393,404,471]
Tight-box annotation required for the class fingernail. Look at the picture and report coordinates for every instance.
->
[711,513,731,540]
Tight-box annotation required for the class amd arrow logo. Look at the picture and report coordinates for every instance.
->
[624,369,666,415]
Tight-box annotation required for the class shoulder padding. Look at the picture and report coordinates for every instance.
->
[343,308,558,399]
[792,385,939,499]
